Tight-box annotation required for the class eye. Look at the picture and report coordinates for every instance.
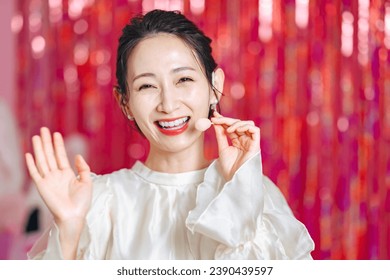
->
[177,77,194,84]
[138,84,155,91]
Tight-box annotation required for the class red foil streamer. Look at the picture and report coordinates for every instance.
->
[15,0,390,259]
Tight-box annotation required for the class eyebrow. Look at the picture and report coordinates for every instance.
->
[132,73,155,82]
[171,66,197,73]
[132,67,197,82]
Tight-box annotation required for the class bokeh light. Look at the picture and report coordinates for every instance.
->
[6,0,390,260]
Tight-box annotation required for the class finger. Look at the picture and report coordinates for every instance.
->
[40,127,58,171]
[252,126,261,143]
[228,123,257,134]
[75,155,91,184]
[211,115,242,127]
[213,124,229,153]
[53,132,71,169]
[235,125,261,142]
[226,121,255,134]
[25,153,42,183]
[32,135,50,177]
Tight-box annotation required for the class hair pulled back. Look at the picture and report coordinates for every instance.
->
[115,9,217,105]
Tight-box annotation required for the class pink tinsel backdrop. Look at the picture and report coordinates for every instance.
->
[1,0,389,259]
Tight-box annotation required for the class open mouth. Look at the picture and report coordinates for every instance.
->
[156,116,190,129]
[155,116,190,135]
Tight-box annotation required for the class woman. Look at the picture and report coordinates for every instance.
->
[25,9,314,260]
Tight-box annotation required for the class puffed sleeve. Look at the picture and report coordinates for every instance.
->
[27,174,113,260]
[186,152,315,260]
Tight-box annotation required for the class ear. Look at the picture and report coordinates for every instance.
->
[113,87,132,117]
[210,68,225,103]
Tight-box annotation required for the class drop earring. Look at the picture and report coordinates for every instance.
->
[208,102,218,118]
[210,102,217,112]
[127,114,134,121]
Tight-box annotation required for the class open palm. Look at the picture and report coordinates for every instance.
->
[25,127,92,224]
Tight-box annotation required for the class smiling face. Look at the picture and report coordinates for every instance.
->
[125,33,219,156]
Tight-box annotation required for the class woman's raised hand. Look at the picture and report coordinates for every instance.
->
[211,112,261,181]
[25,127,92,225]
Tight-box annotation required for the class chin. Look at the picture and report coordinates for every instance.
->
[154,134,203,154]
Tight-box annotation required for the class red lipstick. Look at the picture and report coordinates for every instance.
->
[155,116,190,136]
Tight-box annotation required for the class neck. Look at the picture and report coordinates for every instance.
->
[145,138,210,173]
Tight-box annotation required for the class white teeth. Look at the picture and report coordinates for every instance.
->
[158,117,188,128]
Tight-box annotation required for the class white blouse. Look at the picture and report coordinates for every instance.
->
[28,152,314,260]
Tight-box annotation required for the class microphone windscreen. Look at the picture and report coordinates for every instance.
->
[195,118,212,131]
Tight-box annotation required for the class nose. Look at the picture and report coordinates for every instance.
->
[156,85,180,114]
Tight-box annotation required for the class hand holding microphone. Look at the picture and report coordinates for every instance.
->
[208,111,261,181]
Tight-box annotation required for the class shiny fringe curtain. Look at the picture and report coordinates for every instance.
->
[14,0,390,259]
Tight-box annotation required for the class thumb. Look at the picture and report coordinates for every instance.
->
[213,123,229,154]
[74,154,91,183]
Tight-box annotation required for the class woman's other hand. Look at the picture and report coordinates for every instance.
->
[25,127,92,226]
[25,127,92,259]
[211,112,260,181]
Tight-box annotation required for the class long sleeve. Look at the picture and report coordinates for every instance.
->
[186,152,314,260]
[27,174,113,260]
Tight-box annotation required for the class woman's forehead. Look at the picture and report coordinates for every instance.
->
[126,33,203,74]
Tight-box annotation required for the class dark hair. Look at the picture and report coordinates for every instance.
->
[115,9,218,106]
